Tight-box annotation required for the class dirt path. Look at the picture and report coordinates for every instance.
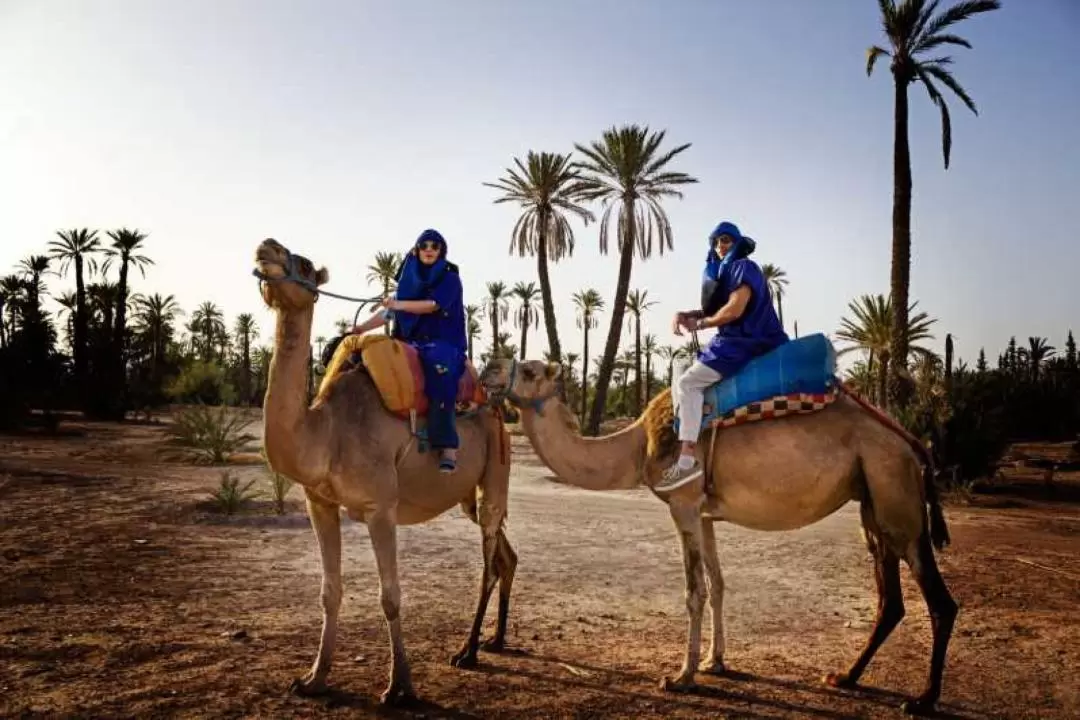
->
[1,422,1077,718]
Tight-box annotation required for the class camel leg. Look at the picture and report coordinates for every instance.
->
[450,527,499,668]
[290,496,343,696]
[699,519,727,675]
[366,506,417,706]
[899,534,958,716]
[482,531,518,652]
[825,500,904,690]
[661,496,708,692]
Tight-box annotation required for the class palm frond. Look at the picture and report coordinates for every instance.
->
[923,63,978,113]
[866,45,891,76]
[916,0,1000,44]
[916,68,954,167]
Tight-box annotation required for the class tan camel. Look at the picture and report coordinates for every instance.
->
[480,358,957,716]
[254,238,518,706]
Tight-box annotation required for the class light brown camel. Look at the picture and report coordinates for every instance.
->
[254,238,517,706]
[480,358,957,716]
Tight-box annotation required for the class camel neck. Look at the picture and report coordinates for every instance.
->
[263,306,319,481]
[522,399,645,491]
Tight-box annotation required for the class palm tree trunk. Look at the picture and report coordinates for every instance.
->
[633,314,642,416]
[382,279,392,336]
[587,207,635,434]
[519,314,527,360]
[878,354,890,411]
[113,259,131,417]
[645,354,653,403]
[468,334,474,363]
[241,331,252,404]
[580,327,589,425]
[73,255,88,408]
[777,294,784,331]
[888,74,914,412]
[536,222,562,362]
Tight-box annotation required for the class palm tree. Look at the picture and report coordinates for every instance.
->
[131,293,181,382]
[836,293,937,406]
[465,304,482,362]
[1023,336,1055,382]
[366,251,404,335]
[760,263,789,330]
[104,228,152,409]
[483,282,510,357]
[17,255,52,310]
[49,228,101,396]
[642,333,658,402]
[867,0,1000,409]
[574,124,697,434]
[512,281,541,360]
[55,291,78,349]
[234,313,258,404]
[658,345,683,388]
[624,288,657,415]
[190,302,226,361]
[334,318,350,335]
[572,288,604,428]
[484,150,595,362]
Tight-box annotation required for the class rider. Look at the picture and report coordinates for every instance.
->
[351,229,467,473]
[656,220,789,491]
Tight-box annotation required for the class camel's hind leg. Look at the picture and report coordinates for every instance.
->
[699,519,727,675]
[661,494,708,692]
[290,495,343,697]
[825,499,904,689]
[900,534,958,716]
[483,531,518,652]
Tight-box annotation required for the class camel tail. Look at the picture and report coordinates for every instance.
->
[834,379,950,551]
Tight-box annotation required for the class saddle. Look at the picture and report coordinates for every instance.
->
[319,334,486,419]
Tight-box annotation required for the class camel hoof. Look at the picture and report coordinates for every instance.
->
[289,676,327,697]
[699,660,727,676]
[480,637,506,653]
[450,649,479,669]
[379,684,418,707]
[901,695,938,716]
[823,672,857,689]
[660,675,697,693]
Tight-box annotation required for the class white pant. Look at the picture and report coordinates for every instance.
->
[672,360,724,443]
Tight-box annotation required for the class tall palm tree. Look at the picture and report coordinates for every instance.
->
[366,251,404,335]
[190,302,226,361]
[836,293,937,406]
[234,313,259,404]
[49,228,101,396]
[512,281,541,360]
[867,0,1000,409]
[465,304,482,362]
[760,263,789,330]
[1023,336,1055,382]
[484,150,595,362]
[572,288,604,428]
[17,255,52,310]
[104,228,152,408]
[575,124,697,434]
[131,293,181,384]
[483,282,510,357]
[642,333,658,402]
[624,288,657,415]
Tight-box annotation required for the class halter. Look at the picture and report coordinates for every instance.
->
[252,248,383,306]
[494,358,562,416]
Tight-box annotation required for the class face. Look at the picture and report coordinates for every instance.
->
[416,239,443,265]
[713,234,735,258]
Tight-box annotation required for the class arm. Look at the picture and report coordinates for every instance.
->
[697,285,751,330]
[389,298,439,314]
[351,309,389,335]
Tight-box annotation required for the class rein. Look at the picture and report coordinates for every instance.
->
[253,248,383,311]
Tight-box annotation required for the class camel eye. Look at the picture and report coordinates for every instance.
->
[521,366,536,381]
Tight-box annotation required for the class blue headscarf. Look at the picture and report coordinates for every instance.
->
[701,220,756,313]
[393,228,450,340]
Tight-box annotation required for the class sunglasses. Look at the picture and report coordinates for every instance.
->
[417,241,442,251]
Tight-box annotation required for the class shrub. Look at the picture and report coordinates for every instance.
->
[167,360,237,406]
[168,403,256,464]
[208,471,259,515]
[261,449,293,514]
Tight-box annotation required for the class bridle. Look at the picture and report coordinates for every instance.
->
[253,247,383,323]
[489,358,562,416]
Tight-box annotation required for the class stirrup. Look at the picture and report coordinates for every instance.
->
[438,455,457,474]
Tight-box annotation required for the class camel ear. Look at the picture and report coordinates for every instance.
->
[544,362,562,380]
[315,267,330,285]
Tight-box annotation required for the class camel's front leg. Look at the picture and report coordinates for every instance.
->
[367,505,417,706]
[699,519,727,675]
[290,496,342,696]
[662,496,708,692]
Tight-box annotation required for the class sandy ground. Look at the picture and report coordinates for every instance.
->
[1,418,1078,719]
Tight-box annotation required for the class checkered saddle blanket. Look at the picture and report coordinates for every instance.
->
[705,387,838,430]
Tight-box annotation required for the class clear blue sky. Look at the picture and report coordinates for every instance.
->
[2,0,1077,368]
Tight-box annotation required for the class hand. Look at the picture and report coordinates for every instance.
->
[380,295,396,310]
[672,312,685,337]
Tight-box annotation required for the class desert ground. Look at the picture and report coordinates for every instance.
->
[1,416,1078,719]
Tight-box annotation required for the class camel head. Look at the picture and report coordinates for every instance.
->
[254,238,329,310]
[480,358,563,412]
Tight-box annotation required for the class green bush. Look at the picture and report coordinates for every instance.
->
[208,471,259,515]
[168,403,255,464]
[167,360,237,406]
[261,449,293,514]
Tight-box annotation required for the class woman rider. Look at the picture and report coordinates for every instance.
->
[656,220,789,491]
[351,229,467,473]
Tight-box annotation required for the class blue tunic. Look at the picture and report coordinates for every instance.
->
[697,257,789,376]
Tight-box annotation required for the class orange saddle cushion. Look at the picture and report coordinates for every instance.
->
[320,334,485,418]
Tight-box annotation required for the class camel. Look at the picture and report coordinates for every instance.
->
[480,358,958,716]
[254,238,517,706]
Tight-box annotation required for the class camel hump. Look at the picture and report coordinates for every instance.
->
[321,334,485,418]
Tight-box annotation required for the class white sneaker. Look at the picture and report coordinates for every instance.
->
[655,459,703,492]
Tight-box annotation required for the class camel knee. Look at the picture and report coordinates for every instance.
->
[685,583,707,615]
[320,579,343,612]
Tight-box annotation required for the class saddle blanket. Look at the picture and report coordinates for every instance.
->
[320,334,486,418]
[709,388,838,429]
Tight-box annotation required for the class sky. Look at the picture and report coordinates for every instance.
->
[2,0,1078,370]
